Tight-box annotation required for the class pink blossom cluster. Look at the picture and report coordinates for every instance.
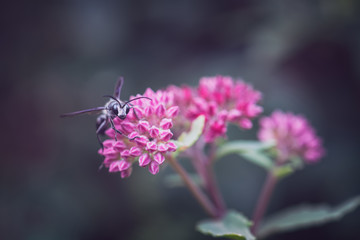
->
[168,75,263,142]
[258,111,324,163]
[99,88,178,178]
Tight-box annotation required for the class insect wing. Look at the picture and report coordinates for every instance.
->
[113,77,124,99]
[60,107,105,117]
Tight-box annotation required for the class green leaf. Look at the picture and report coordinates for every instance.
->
[174,115,205,154]
[258,195,360,238]
[197,210,255,240]
[216,140,275,170]
[272,165,294,178]
[216,140,275,159]
[241,151,274,170]
[164,173,203,188]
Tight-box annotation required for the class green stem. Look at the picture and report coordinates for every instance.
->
[251,171,278,235]
[167,156,218,218]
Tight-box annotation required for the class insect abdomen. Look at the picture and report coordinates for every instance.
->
[96,115,108,135]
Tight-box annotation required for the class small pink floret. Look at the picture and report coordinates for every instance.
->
[149,126,160,138]
[109,160,131,172]
[109,161,121,172]
[139,153,151,167]
[118,160,131,171]
[129,147,142,157]
[157,143,169,152]
[145,141,157,152]
[239,118,252,129]
[135,136,149,146]
[120,150,130,158]
[155,104,166,118]
[137,120,150,133]
[160,118,173,130]
[132,106,144,119]
[121,121,136,133]
[102,148,118,159]
[144,106,154,117]
[128,131,139,139]
[149,161,160,175]
[166,106,179,118]
[153,153,165,164]
[160,130,173,141]
[166,142,177,152]
[120,168,132,178]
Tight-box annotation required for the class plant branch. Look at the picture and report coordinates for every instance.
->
[191,141,227,217]
[167,156,218,218]
[251,171,278,235]
[204,162,227,216]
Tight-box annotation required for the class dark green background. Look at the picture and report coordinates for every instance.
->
[1,1,360,239]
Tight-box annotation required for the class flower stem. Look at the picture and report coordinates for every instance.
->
[204,162,226,217]
[167,156,218,218]
[191,141,226,217]
[251,171,278,235]
[207,142,226,216]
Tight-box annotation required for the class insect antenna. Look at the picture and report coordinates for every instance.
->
[103,95,122,106]
[124,96,152,105]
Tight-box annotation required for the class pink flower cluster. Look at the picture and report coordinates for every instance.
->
[99,89,178,178]
[258,111,324,163]
[98,76,263,177]
[168,75,263,142]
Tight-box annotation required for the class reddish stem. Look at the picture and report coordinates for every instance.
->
[251,171,278,235]
[167,156,218,218]
[191,141,226,217]
[204,162,226,216]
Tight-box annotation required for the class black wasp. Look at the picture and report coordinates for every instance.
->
[61,77,151,149]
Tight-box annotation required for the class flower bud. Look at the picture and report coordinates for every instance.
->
[148,161,159,175]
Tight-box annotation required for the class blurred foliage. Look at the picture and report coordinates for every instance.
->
[258,196,360,238]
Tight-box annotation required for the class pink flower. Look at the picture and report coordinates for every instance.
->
[168,75,263,142]
[99,89,178,178]
[258,111,325,163]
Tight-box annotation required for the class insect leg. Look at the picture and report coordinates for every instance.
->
[96,119,107,152]
[109,118,127,141]
[128,135,140,141]
[128,103,140,120]
[109,116,140,141]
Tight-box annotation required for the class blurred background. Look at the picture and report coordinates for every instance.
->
[1,0,360,239]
